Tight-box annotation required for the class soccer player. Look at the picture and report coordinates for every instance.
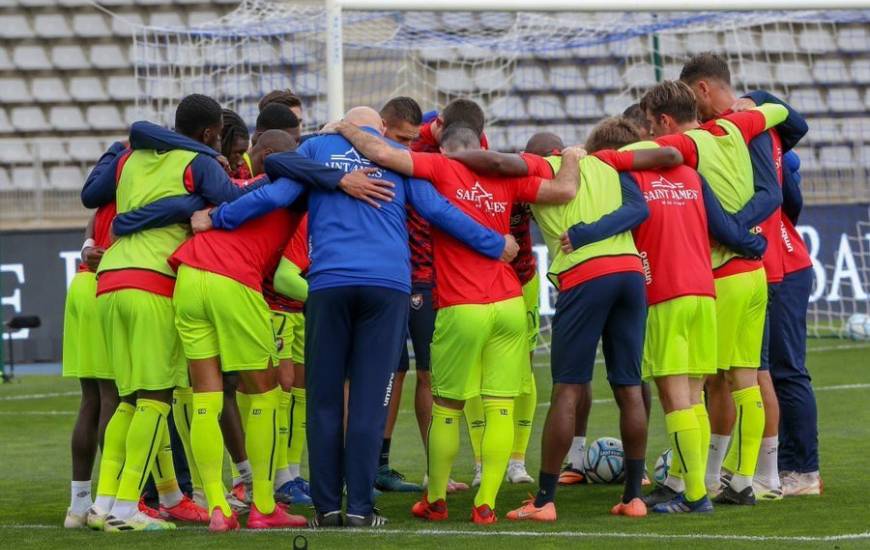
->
[639,80,790,505]
[335,114,587,523]
[561,117,767,513]
[62,207,118,528]
[443,131,681,520]
[259,88,304,123]
[679,55,808,500]
[221,108,251,179]
[206,106,514,527]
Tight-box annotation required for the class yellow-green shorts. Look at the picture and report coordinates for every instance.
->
[520,273,541,394]
[98,288,187,397]
[430,296,528,401]
[272,310,305,364]
[642,295,717,380]
[174,265,277,372]
[714,267,768,370]
[62,271,113,380]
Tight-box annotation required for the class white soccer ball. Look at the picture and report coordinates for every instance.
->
[584,437,625,484]
[845,313,870,340]
[653,448,673,487]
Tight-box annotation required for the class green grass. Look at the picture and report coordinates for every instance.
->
[2,339,869,549]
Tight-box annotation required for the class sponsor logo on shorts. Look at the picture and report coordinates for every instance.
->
[252,408,262,416]
[196,408,207,415]
[275,336,285,352]
[410,293,424,310]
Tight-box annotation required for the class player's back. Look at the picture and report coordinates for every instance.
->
[685,119,754,214]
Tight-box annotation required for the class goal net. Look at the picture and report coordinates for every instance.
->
[129,3,870,342]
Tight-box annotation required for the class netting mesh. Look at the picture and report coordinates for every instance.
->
[130,3,870,339]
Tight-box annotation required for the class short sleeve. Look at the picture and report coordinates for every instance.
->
[520,153,555,178]
[410,151,448,181]
[512,176,543,203]
[654,134,698,168]
[592,149,635,171]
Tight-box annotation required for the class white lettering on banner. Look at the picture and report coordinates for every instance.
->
[797,225,826,302]
[827,233,868,301]
[59,251,80,289]
[1,264,28,340]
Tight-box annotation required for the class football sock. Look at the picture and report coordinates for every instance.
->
[95,401,135,510]
[665,409,705,502]
[427,404,462,502]
[664,446,686,494]
[693,402,711,481]
[463,395,485,466]
[706,434,731,488]
[380,438,392,468]
[113,399,171,518]
[70,480,92,516]
[191,391,230,516]
[474,398,514,508]
[567,436,586,468]
[171,387,202,494]
[723,385,765,487]
[231,392,252,485]
[511,375,536,461]
[274,390,293,488]
[755,436,781,488]
[153,422,183,508]
[287,387,307,475]
[534,472,559,507]
[247,387,282,515]
[622,459,645,503]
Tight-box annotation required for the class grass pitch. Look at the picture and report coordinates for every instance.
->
[2,339,869,549]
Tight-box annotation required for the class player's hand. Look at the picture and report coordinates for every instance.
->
[560,232,576,254]
[216,155,232,175]
[191,208,214,233]
[561,146,587,161]
[81,246,105,271]
[731,97,757,112]
[320,120,342,134]
[500,234,519,262]
[338,168,395,208]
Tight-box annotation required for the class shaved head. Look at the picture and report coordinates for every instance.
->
[525,132,564,157]
[249,129,297,176]
[345,106,385,134]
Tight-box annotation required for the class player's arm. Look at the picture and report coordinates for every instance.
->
[112,194,208,236]
[532,147,585,204]
[80,213,104,271]
[781,150,803,224]
[206,177,306,231]
[445,150,530,177]
[739,91,809,151]
[80,142,127,208]
[701,175,767,258]
[723,103,789,144]
[129,121,219,157]
[273,257,308,303]
[335,120,414,175]
[406,177,507,260]
[733,131,783,228]
[560,172,649,253]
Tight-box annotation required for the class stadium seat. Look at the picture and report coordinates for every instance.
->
[11,167,47,190]
[143,77,181,100]
[33,140,70,163]
[48,166,84,190]
[485,126,509,151]
[473,66,511,92]
[31,77,71,103]
[218,76,258,101]
[657,34,686,57]
[565,93,603,119]
[11,107,50,132]
[684,33,721,55]
[622,64,657,89]
[859,145,870,168]
[0,168,10,190]
[34,13,74,38]
[818,145,854,168]
[49,106,89,131]
[280,41,317,65]
[435,68,474,93]
[240,42,279,66]
[68,137,105,162]
[488,96,527,121]
[586,64,623,89]
[722,30,760,54]
[548,65,585,91]
[87,105,125,130]
[21,0,59,6]
[513,65,548,92]
[545,124,579,146]
[0,14,34,39]
[129,43,166,66]
[0,109,12,134]
[507,125,537,151]
[442,12,478,33]
[90,44,128,69]
[418,47,455,63]
[457,45,495,61]
[812,59,850,84]
[292,71,321,96]
[123,105,149,126]
[167,44,203,67]
[610,36,647,58]
[840,118,870,143]
[736,61,773,87]
[0,140,33,164]
[527,94,566,120]
[569,42,611,59]
[602,93,633,116]
[14,46,52,70]
[760,29,797,52]
[807,118,843,142]
[837,26,867,52]
[774,61,814,86]
[149,11,186,29]
[69,77,109,102]
[828,87,863,113]
[480,12,515,31]
[850,59,870,84]
[788,88,827,114]
[663,63,682,81]
[798,28,836,54]
[111,12,145,36]
[0,47,11,71]
[188,9,221,27]
[0,78,31,103]
[72,14,111,37]
[184,75,217,96]
[107,76,141,101]
[51,45,90,70]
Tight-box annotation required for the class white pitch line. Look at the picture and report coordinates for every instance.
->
[815,383,870,392]
[0,391,78,401]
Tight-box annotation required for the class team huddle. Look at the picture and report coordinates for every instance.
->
[61,52,822,532]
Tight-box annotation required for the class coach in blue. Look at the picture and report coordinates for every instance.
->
[207,107,513,527]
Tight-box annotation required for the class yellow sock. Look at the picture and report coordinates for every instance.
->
[463,395,485,465]
[171,387,202,494]
[287,387,307,469]
[475,398,515,508]
[96,402,135,499]
[153,421,183,508]
[724,385,765,478]
[191,391,230,516]
[115,399,170,502]
[427,404,462,502]
[237,391,251,431]
[511,375,536,460]
[693,402,711,480]
[665,409,705,501]
[275,391,292,476]
[247,387,282,514]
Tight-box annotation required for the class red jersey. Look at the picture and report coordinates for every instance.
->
[80,202,117,273]
[780,216,813,275]
[506,152,551,286]
[596,150,715,306]
[263,214,309,312]
[410,152,542,308]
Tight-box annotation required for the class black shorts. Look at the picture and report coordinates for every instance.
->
[398,286,435,372]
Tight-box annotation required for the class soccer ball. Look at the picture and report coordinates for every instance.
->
[653,448,673,487]
[845,313,870,340]
[584,437,625,484]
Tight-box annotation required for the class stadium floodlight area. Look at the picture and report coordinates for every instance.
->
[128,1,870,339]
